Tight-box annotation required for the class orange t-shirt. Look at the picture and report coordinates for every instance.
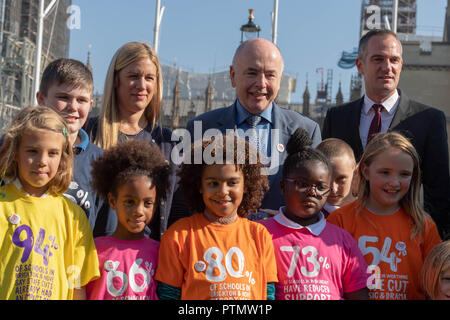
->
[155,213,278,300]
[327,201,441,300]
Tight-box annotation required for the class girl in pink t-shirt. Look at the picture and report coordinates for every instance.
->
[261,128,369,300]
[86,140,171,300]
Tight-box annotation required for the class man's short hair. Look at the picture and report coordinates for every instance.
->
[316,138,356,165]
[358,29,402,59]
[39,58,94,96]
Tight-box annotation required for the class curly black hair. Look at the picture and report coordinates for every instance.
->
[178,135,269,217]
[91,139,172,204]
[282,128,332,178]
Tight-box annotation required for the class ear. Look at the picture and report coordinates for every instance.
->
[361,163,370,181]
[229,65,236,88]
[36,91,45,106]
[107,193,117,210]
[355,57,364,76]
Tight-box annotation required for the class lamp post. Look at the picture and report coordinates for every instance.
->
[153,0,165,54]
[32,0,57,105]
[240,9,261,43]
[272,0,279,44]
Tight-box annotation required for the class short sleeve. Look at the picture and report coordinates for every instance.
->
[421,216,442,258]
[71,205,100,287]
[341,231,369,293]
[261,227,278,284]
[155,225,185,287]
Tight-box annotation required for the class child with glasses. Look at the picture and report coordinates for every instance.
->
[260,128,369,300]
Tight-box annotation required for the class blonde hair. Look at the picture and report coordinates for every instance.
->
[357,132,426,240]
[0,106,73,194]
[94,41,163,149]
[421,241,450,299]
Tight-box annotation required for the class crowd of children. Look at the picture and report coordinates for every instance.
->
[0,50,447,300]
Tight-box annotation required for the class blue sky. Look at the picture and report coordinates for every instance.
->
[69,0,447,104]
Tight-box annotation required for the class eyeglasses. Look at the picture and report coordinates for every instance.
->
[284,178,331,196]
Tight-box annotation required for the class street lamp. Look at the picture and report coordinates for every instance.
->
[240,9,260,43]
[32,0,57,105]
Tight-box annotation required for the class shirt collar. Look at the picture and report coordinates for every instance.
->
[274,206,326,236]
[12,179,50,198]
[323,202,339,213]
[363,90,399,115]
[236,99,273,125]
[76,128,89,151]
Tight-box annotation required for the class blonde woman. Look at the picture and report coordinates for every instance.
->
[85,41,187,241]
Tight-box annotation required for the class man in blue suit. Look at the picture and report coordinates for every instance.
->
[186,38,321,212]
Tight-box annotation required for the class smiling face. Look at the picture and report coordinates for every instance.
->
[108,175,156,240]
[230,38,283,114]
[200,164,245,224]
[356,34,403,102]
[16,129,65,197]
[362,147,413,214]
[116,57,157,118]
[37,83,92,143]
[281,160,331,226]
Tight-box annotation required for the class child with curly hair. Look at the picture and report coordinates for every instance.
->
[155,135,278,300]
[86,139,171,300]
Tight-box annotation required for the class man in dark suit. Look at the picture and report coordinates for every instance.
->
[186,38,321,212]
[323,29,450,238]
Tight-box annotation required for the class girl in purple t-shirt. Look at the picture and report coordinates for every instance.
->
[260,128,369,300]
[86,140,171,300]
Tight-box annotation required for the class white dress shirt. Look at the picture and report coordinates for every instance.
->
[359,90,400,149]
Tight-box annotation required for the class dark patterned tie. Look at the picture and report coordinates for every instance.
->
[246,115,262,152]
[367,104,383,144]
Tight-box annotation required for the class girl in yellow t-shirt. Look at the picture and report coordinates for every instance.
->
[0,106,99,300]
[328,132,441,300]
[155,135,278,300]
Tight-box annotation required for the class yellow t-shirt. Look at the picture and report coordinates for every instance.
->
[0,183,100,300]
[155,213,278,300]
[327,201,441,300]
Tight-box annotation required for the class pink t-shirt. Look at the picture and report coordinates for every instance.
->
[261,209,369,300]
[86,236,159,300]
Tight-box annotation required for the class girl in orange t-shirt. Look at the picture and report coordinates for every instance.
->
[155,135,278,300]
[328,132,441,300]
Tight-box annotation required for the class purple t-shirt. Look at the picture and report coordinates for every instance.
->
[261,210,368,300]
[86,236,159,300]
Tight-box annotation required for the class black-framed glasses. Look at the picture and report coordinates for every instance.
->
[284,178,331,196]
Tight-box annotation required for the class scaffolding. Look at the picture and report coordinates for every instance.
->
[360,0,417,36]
[0,0,71,129]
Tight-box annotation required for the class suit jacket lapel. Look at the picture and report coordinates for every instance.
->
[389,89,410,129]
[350,98,364,158]
[271,103,292,163]
[216,101,238,132]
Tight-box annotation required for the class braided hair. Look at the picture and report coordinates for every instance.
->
[282,128,332,179]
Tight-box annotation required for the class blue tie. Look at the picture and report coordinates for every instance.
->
[246,115,261,152]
